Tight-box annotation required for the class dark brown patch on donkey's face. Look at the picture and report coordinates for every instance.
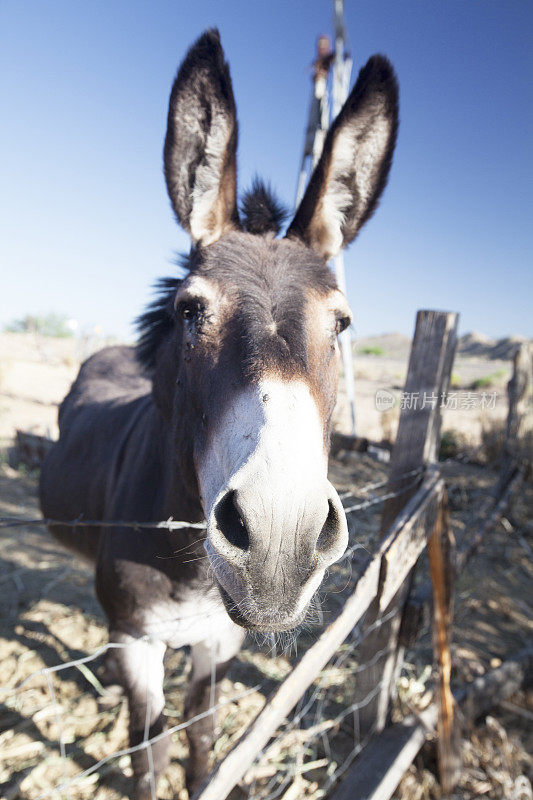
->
[149,28,399,631]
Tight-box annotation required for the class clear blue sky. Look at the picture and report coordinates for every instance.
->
[1,1,531,341]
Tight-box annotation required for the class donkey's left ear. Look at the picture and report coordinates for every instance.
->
[164,29,240,246]
[287,55,399,260]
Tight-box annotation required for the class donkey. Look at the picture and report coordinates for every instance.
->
[40,29,398,799]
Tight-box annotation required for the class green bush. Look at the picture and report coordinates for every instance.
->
[470,370,508,391]
[470,375,493,390]
[4,313,74,338]
[450,372,461,388]
[358,345,384,356]
[439,429,465,460]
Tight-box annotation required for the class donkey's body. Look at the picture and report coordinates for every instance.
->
[40,30,398,798]
[42,343,245,795]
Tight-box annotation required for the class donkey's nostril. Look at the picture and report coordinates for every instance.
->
[214,491,250,552]
[316,499,341,555]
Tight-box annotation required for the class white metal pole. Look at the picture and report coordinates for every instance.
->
[294,4,358,436]
[331,0,357,436]
[295,39,332,209]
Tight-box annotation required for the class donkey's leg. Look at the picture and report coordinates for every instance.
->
[185,627,245,795]
[110,631,168,800]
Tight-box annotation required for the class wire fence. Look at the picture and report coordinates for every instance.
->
[0,466,425,533]
[0,467,426,800]
[242,605,402,800]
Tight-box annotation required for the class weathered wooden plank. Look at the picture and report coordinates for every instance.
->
[354,309,458,737]
[329,646,533,800]
[329,705,437,800]
[497,341,531,496]
[378,471,443,611]
[380,310,458,531]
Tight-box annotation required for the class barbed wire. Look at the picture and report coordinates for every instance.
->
[337,465,424,501]
[1,608,398,800]
[0,466,425,535]
[244,612,401,799]
[243,605,402,799]
[0,515,206,531]
[1,532,411,800]
[342,473,422,515]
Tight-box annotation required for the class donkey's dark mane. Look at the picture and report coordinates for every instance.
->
[135,273,185,371]
[136,181,287,371]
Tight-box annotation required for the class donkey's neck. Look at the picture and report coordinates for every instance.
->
[149,343,204,526]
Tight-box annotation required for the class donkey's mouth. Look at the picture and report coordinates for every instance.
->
[218,585,307,633]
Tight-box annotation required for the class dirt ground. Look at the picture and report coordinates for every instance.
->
[0,333,532,800]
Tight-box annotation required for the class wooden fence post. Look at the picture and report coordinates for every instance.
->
[354,310,458,737]
[497,342,532,496]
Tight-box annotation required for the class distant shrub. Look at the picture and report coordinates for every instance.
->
[4,314,73,338]
[358,346,384,356]
[470,370,508,391]
[439,429,466,460]
[471,375,494,390]
[450,372,461,388]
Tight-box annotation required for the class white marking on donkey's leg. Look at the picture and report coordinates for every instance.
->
[110,632,168,800]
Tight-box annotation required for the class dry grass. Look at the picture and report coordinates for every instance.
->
[0,453,532,799]
[395,704,533,800]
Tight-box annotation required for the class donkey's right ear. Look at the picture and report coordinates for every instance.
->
[287,55,399,260]
[164,29,240,247]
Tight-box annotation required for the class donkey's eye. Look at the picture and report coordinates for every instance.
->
[176,299,204,322]
[335,315,351,335]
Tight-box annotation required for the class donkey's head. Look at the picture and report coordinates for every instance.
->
[146,30,398,631]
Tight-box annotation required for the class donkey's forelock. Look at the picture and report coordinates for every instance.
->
[240,178,288,236]
[191,232,339,380]
[134,228,339,378]
[135,274,184,372]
